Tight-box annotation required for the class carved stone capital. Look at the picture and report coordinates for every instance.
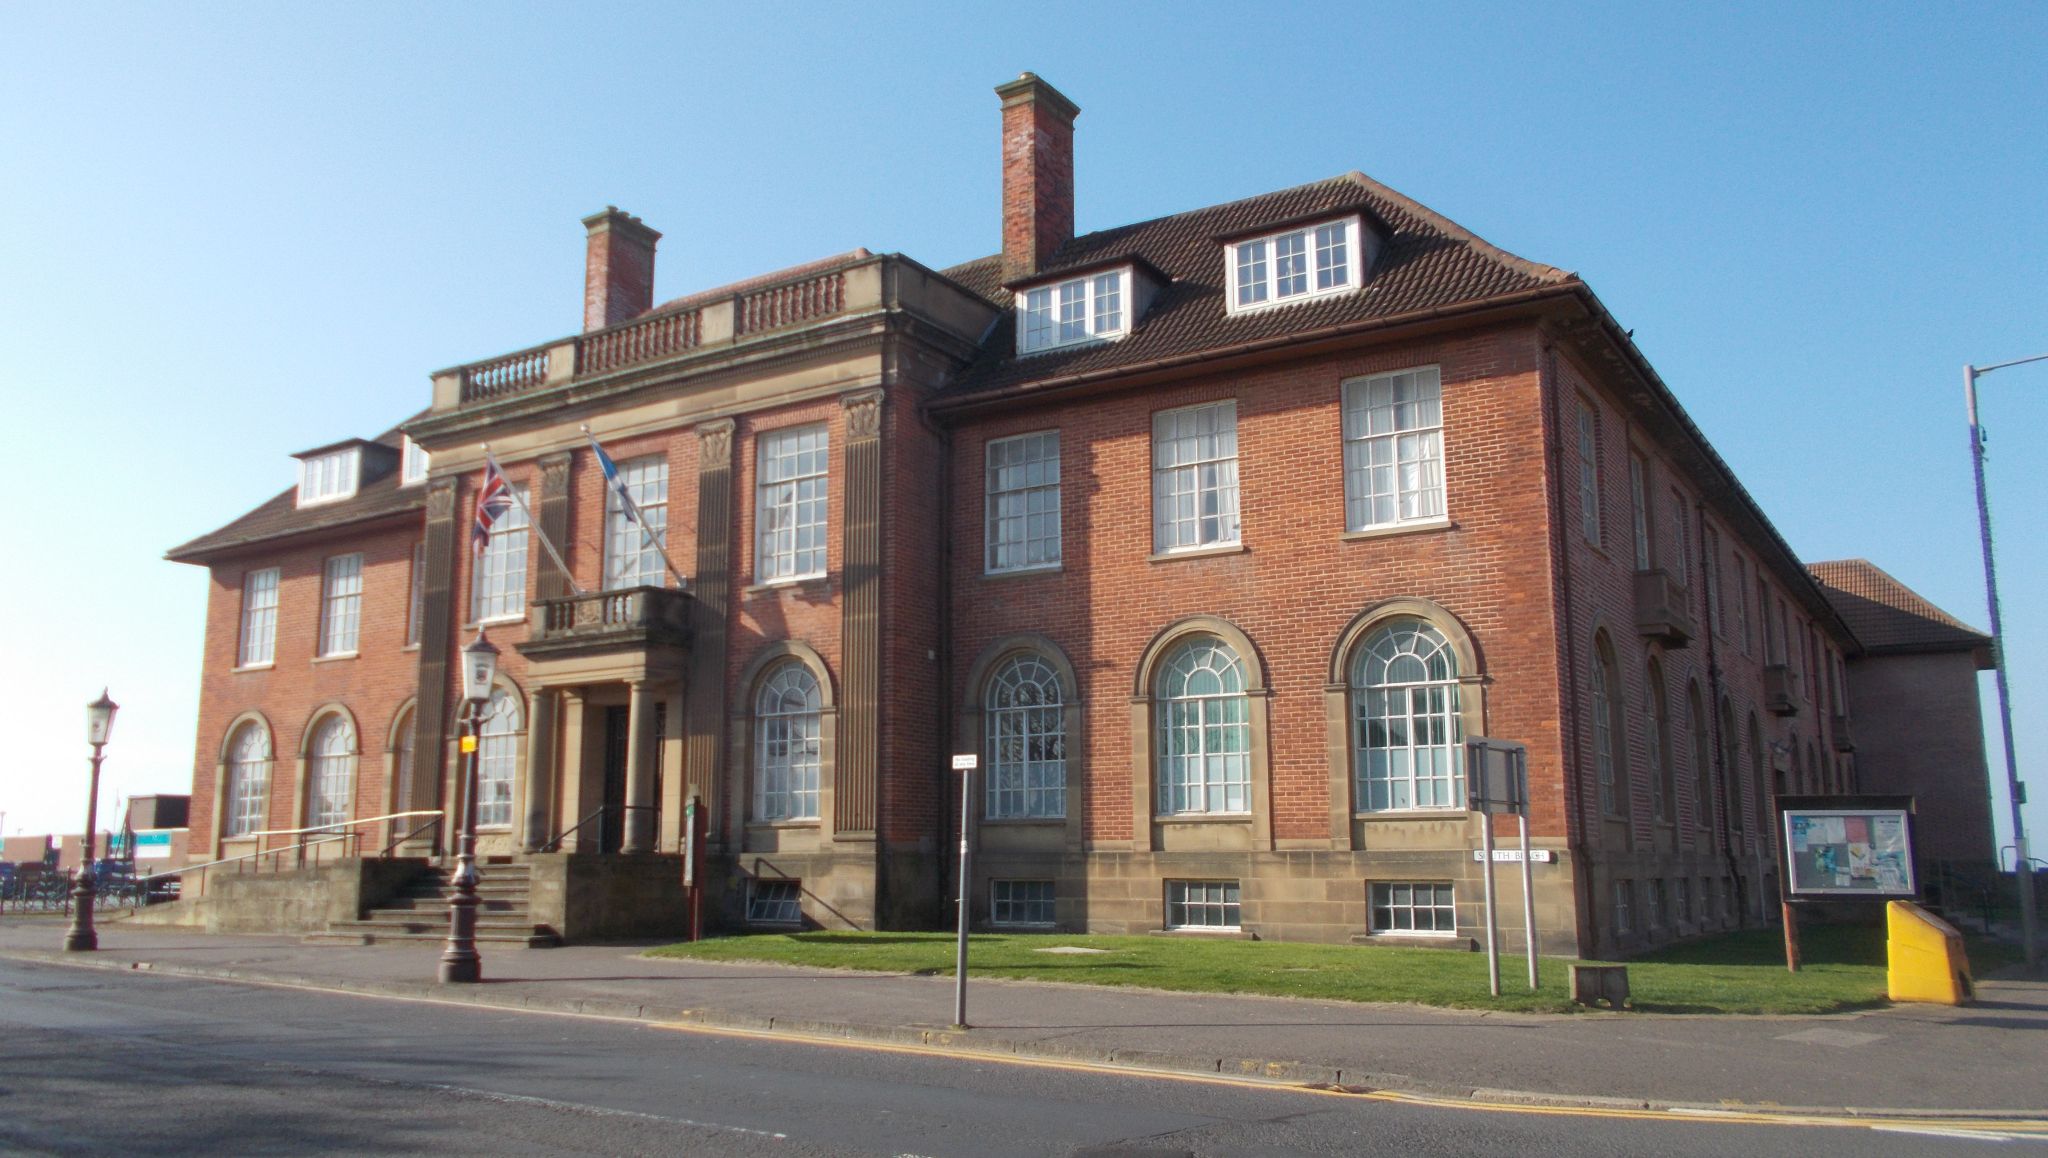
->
[539,450,574,490]
[426,477,458,521]
[697,419,735,469]
[841,389,884,442]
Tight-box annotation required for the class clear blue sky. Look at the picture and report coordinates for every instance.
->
[3,3,2043,857]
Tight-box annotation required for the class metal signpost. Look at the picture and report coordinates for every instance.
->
[1466,738,1535,995]
[951,752,978,1029]
[682,794,701,943]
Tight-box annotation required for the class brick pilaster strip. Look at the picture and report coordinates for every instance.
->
[684,420,734,846]
[837,390,884,836]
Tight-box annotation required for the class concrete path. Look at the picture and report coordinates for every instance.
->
[3,917,2043,1119]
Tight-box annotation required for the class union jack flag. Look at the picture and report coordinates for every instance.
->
[472,458,513,555]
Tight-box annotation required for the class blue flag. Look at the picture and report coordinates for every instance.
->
[587,433,641,525]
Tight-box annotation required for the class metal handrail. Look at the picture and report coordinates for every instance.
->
[540,806,607,853]
[381,815,442,858]
[139,810,445,884]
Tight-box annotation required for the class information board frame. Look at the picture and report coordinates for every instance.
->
[1776,794,1919,902]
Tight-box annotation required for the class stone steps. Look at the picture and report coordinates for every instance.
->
[307,860,559,948]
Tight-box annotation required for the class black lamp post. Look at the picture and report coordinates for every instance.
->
[65,690,118,952]
[439,632,498,984]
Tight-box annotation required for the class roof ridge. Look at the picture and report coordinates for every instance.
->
[1331,170,1572,284]
[1808,557,1988,639]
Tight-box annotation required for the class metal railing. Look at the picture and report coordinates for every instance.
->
[540,806,607,854]
[140,810,446,891]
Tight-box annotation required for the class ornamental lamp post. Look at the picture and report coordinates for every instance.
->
[65,690,119,952]
[439,632,498,984]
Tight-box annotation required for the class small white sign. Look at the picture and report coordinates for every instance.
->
[1472,848,1554,863]
[950,754,979,771]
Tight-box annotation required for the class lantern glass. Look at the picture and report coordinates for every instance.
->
[86,690,119,746]
[461,635,500,705]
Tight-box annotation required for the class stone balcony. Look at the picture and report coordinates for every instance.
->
[1764,664,1800,717]
[518,586,692,663]
[1830,712,1854,752]
[1633,568,1696,648]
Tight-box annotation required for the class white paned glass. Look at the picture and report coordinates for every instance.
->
[991,880,1055,926]
[1352,620,1463,811]
[305,715,355,829]
[319,553,363,656]
[401,436,429,485]
[747,879,802,923]
[1229,218,1359,312]
[1647,659,1670,820]
[1016,270,1130,355]
[1023,287,1054,351]
[1057,279,1088,343]
[471,485,529,622]
[1092,272,1121,332]
[1151,401,1239,552]
[1234,240,1268,306]
[1342,366,1444,529]
[1166,880,1241,928]
[1577,405,1600,547]
[1705,527,1723,634]
[604,456,670,590]
[1594,635,1619,815]
[1273,230,1308,297]
[756,426,829,582]
[225,723,271,837]
[297,447,360,506]
[985,431,1062,572]
[1314,222,1349,289]
[1629,457,1651,570]
[754,664,822,821]
[1371,882,1456,935]
[239,568,279,668]
[1614,879,1634,933]
[1690,686,1712,832]
[1669,491,1690,579]
[1156,638,1250,815]
[985,655,1065,819]
[476,690,521,828]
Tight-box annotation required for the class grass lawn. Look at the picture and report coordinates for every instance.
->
[646,921,2001,1015]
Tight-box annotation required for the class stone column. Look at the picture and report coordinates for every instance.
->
[521,688,556,852]
[623,679,658,853]
[685,419,734,847]
[837,390,883,837]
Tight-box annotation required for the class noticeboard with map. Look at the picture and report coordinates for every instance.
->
[1781,798,1917,899]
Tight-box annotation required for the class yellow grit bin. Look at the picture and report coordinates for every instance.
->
[1887,901,1972,1005]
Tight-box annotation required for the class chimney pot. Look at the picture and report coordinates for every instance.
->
[995,73,1079,281]
[582,207,662,332]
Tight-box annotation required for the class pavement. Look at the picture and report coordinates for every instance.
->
[4,915,2045,1122]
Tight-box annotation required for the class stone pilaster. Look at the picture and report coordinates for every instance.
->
[837,389,883,836]
[410,477,459,847]
[685,419,734,847]
[537,451,574,601]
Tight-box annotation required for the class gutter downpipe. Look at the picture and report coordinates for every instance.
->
[1696,499,1747,925]
[1542,335,1599,958]
[919,385,957,929]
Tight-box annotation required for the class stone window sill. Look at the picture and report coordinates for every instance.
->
[1342,517,1454,542]
[1148,542,1247,564]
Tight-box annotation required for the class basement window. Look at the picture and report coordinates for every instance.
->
[1165,880,1240,930]
[990,880,1056,927]
[747,879,802,925]
[1370,882,1456,936]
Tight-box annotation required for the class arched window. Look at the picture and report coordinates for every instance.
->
[1749,715,1769,829]
[1353,619,1462,811]
[1806,740,1820,795]
[1592,632,1621,816]
[755,664,822,821]
[392,705,417,812]
[986,654,1065,819]
[1157,637,1250,814]
[476,690,522,828]
[305,714,356,830]
[224,722,271,837]
[1645,657,1671,822]
[1720,699,1742,833]
[1688,681,1711,834]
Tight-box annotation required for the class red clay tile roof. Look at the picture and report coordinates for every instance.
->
[934,172,1573,401]
[166,421,427,564]
[1808,559,1991,658]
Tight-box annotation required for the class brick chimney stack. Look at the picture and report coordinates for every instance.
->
[581,207,661,332]
[996,73,1079,281]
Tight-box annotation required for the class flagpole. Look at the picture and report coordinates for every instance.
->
[583,427,689,589]
[483,446,586,597]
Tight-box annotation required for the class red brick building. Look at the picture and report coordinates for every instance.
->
[168,74,1975,957]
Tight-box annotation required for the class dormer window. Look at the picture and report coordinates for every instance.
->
[1016,267,1131,356]
[297,446,361,507]
[401,436,429,486]
[1226,216,1361,314]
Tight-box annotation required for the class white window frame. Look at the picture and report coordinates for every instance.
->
[1152,401,1240,553]
[603,455,670,590]
[475,689,521,829]
[1629,454,1652,570]
[985,655,1066,819]
[1614,878,1635,934]
[239,568,280,668]
[406,541,425,647]
[1157,638,1251,815]
[1165,880,1241,930]
[1668,489,1691,581]
[1353,620,1464,812]
[747,879,803,924]
[400,436,429,486]
[1370,882,1457,937]
[297,446,361,507]
[1015,267,1131,356]
[753,664,822,822]
[470,484,529,624]
[1342,366,1445,531]
[990,879,1056,927]
[984,431,1062,573]
[756,425,829,583]
[225,723,271,837]
[318,553,363,657]
[305,714,356,830]
[1225,216,1361,314]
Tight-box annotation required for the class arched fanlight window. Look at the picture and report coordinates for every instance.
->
[1593,632,1622,815]
[986,655,1065,819]
[1157,637,1249,814]
[754,664,822,821]
[225,722,272,837]
[305,714,356,830]
[476,690,523,828]
[1352,619,1462,811]
[392,706,417,811]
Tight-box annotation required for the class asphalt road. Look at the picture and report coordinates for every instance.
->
[0,957,2029,1157]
